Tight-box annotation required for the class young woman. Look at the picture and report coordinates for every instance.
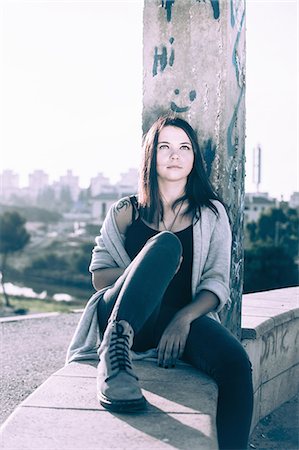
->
[67,116,253,450]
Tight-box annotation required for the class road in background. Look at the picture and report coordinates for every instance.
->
[0,313,80,424]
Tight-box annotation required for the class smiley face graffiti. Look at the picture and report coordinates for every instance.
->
[170,88,197,113]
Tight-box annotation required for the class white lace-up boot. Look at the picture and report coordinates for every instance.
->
[97,320,147,412]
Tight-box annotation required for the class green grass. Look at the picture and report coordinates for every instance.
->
[0,294,86,316]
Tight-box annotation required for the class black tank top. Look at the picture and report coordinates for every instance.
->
[125,210,193,310]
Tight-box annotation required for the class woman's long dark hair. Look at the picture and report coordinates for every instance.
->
[138,115,221,225]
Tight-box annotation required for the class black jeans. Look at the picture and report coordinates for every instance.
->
[97,231,253,450]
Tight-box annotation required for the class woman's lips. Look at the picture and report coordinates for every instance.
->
[167,165,182,168]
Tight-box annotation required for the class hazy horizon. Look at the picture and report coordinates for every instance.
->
[1,1,298,201]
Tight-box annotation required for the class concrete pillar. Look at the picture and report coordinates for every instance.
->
[143,0,246,337]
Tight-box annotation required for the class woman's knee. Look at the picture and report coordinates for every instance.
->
[147,230,182,260]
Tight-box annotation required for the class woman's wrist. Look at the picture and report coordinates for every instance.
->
[175,290,220,323]
[173,307,195,325]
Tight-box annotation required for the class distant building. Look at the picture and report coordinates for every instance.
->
[0,170,20,201]
[90,173,114,197]
[116,168,138,196]
[0,170,20,200]
[244,193,277,223]
[57,170,80,202]
[289,192,299,209]
[28,170,49,199]
[91,192,119,222]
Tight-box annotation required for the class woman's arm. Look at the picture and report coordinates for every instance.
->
[158,204,232,367]
[92,268,125,291]
[91,197,134,290]
[174,289,219,323]
[157,290,219,367]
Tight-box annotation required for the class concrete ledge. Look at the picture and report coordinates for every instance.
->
[242,286,299,430]
[0,360,218,450]
[0,286,298,449]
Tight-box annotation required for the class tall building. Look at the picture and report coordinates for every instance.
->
[0,170,20,201]
[91,192,119,222]
[58,170,80,202]
[90,172,114,197]
[28,170,49,199]
[244,193,277,224]
[116,168,139,196]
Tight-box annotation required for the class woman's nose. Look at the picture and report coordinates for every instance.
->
[170,149,179,158]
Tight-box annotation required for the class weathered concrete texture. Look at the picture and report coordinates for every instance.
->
[242,287,299,430]
[143,0,246,337]
[1,287,298,449]
[242,286,299,339]
[0,360,218,450]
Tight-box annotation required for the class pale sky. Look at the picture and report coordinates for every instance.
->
[0,0,298,200]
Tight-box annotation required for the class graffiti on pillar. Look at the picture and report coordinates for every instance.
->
[227,87,243,157]
[196,0,220,20]
[161,0,175,22]
[152,37,175,77]
[203,139,216,177]
[227,0,245,156]
[232,9,245,87]
[170,88,197,113]
[230,0,245,29]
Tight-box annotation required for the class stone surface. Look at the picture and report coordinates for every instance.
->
[259,365,299,420]
[243,287,299,301]
[259,318,299,383]
[0,360,218,450]
[242,338,263,389]
[1,408,216,450]
[242,288,299,429]
[1,287,298,449]
[241,316,275,339]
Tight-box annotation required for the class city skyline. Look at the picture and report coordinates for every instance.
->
[0,167,138,189]
[1,1,298,201]
[1,167,298,202]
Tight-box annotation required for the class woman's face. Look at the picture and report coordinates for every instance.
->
[156,126,194,184]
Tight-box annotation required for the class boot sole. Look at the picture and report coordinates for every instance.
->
[98,393,147,413]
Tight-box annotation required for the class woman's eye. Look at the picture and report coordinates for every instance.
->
[159,145,169,150]
[181,145,191,151]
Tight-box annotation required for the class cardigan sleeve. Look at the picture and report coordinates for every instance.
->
[88,203,121,272]
[89,232,118,272]
[196,202,232,313]
[89,200,131,272]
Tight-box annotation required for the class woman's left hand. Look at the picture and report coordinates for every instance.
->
[157,313,191,368]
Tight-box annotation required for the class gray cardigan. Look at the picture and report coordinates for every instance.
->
[66,199,232,364]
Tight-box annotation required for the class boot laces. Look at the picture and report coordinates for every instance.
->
[109,322,133,372]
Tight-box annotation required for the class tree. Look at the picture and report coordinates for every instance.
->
[0,212,30,307]
[244,244,298,293]
[246,207,298,257]
[244,206,299,293]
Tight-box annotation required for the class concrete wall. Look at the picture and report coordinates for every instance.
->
[241,287,299,430]
[143,0,246,336]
